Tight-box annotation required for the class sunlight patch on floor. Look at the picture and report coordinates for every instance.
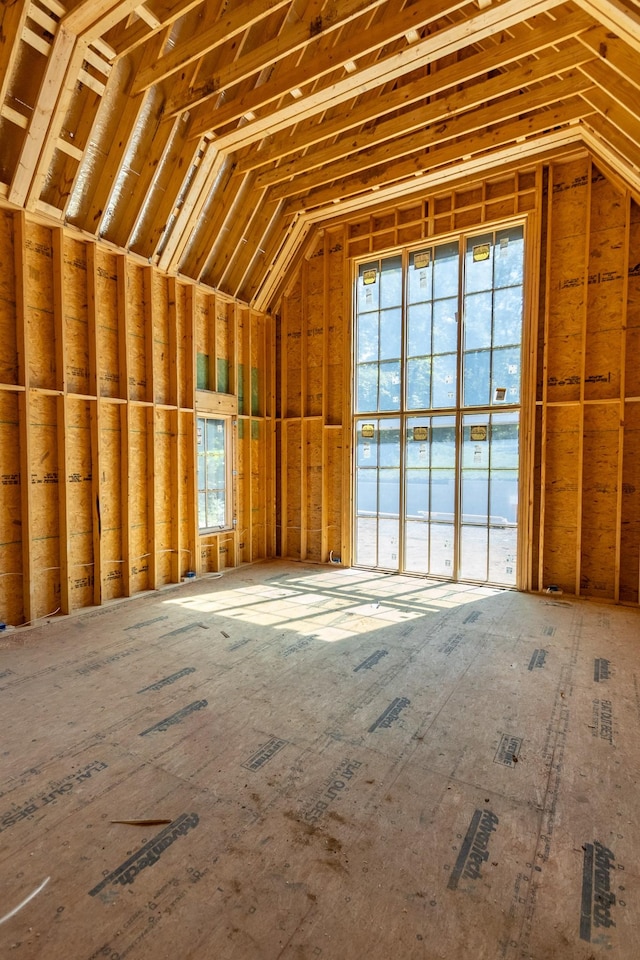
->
[163,567,503,641]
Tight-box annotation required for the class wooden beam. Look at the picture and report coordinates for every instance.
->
[163,0,390,116]
[580,122,640,204]
[204,176,264,290]
[251,128,586,311]
[229,301,239,567]
[126,115,194,258]
[575,160,592,596]
[28,35,126,219]
[22,25,53,57]
[245,309,253,562]
[340,223,352,568]
[9,27,76,209]
[167,275,180,583]
[578,25,640,91]
[144,266,155,403]
[256,54,594,190]
[321,230,329,564]
[188,0,565,144]
[107,0,205,59]
[187,0,472,138]
[86,241,103,611]
[272,83,594,204]
[87,244,103,607]
[0,2,32,106]
[116,255,131,596]
[519,166,544,591]
[580,85,640,155]
[1,105,29,129]
[579,57,640,119]
[133,0,291,92]
[56,137,84,162]
[575,0,640,55]
[146,405,157,589]
[186,162,248,281]
[53,230,70,614]
[63,0,144,40]
[235,19,597,174]
[226,197,283,300]
[183,285,198,574]
[14,213,34,625]
[581,112,640,187]
[614,192,631,601]
[123,114,189,251]
[300,264,308,561]
[82,113,151,238]
[156,141,226,273]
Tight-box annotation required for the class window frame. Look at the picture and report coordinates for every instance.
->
[196,414,233,533]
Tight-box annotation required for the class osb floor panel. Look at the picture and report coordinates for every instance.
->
[1,561,639,960]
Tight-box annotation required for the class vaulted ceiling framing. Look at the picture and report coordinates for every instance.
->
[1,0,640,311]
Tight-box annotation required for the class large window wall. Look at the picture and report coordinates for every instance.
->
[354,224,525,585]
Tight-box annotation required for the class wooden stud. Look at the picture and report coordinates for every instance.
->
[14,212,33,624]
[166,277,181,584]
[245,309,253,563]
[52,229,70,614]
[518,171,544,592]
[575,163,592,596]
[229,302,239,568]
[321,231,330,564]
[143,266,155,404]
[116,255,131,596]
[280,298,288,561]
[341,223,353,568]
[86,244,104,606]
[613,193,630,601]
[267,311,277,559]
[208,296,218,392]
[537,168,553,594]
[300,263,308,562]
[183,285,198,576]
[146,405,157,589]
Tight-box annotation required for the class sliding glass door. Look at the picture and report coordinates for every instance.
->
[354,224,525,586]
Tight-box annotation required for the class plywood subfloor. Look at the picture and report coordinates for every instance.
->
[1,561,638,959]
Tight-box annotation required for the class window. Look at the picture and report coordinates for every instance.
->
[197,417,230,531]
[353,224,525,586]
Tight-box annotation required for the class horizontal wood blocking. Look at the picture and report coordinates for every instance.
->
[0,208,275,626]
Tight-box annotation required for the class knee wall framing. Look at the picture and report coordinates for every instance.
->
[0,209,275,627]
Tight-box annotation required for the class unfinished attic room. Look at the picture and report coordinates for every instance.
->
[4,0,640,955]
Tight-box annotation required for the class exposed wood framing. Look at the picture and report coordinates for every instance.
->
[0,210,274,625]
[2,1,632,307]
[276,163,640,601]
[1,1,640,611]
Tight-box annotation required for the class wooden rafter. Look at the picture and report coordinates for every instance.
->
[254,52,596,190]
[0,0,639,308]
[234,16,597,175]
[187,0,570,145]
